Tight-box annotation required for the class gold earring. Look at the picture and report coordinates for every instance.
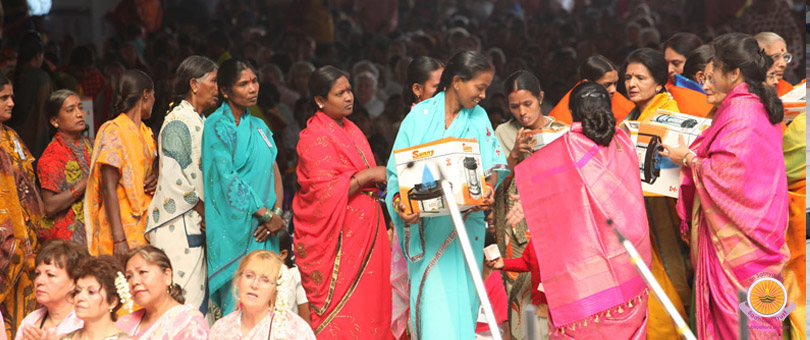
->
[54,123,59,128]
[192,89,197,94]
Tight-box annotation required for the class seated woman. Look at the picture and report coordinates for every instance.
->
[62,256,133,340]
[548,54,635,124]
[505,82,652,339]
[15,240,88,340]
[208,250,315,340]
[117,245,208,339]
[37,90,93,244]
[492,70,562,339]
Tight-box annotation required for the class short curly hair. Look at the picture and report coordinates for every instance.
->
[71,255,125,321]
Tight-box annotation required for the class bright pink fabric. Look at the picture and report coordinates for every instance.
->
[514,124,651,330]
[676,83,789,339]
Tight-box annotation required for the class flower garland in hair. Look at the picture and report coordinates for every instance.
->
[271,265,291,338]
[115,272,134,313]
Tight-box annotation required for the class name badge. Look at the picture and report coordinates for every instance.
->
[258,128,273,149]
[12,138,25,161]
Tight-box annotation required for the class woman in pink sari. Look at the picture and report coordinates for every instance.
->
[663,33,789,340]
[293,66,392,339]
[508,82,652,339]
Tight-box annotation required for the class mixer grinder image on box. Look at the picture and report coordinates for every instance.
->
[404,156,483,215]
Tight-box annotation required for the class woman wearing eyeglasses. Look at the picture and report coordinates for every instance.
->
[669,45,714,118]
[753,32,797,95]
[208,250,314,340]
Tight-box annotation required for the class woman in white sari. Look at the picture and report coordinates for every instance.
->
[145,56,218,317]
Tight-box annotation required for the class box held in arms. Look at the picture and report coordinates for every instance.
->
[779,84,806,123]
[393,137,486,217]
[622,109,711,198]
[526,125,570,151]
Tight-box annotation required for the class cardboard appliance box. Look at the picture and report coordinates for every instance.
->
[779,84,806,123]
[393,137,486,216]
[622,109,711,198]
[526,125,569,151]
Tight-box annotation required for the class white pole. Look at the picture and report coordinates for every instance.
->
[613,224,697,340]
[440,180,502,340]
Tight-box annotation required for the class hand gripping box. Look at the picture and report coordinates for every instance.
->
[622,109,711,198]
[526,125,570,151]
[393,137,486,216]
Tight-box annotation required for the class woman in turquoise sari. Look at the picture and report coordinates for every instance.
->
[202,58,285,315]
[385,50,509,339]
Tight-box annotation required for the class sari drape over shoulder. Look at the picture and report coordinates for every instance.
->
[117,305,208,339]
[548,82,635,125]
[146,101,208,314]
[208,309,315,340]
[292,111,391,339]
[202,104,279,314]
[37,132,92,244]
[385,92,510,340]
[84,114,156,255]
[514,124,650,338]
[676,83,789,339]
[0,126,42,340]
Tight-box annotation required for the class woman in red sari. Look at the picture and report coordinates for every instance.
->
[293,66,392,339]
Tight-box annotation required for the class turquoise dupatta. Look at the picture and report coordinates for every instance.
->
[385,92,509,339]
[202,103,280,313]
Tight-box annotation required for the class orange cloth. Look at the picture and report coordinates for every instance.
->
[548,82,635,125]
[784,179,805,339]
[85,114,156,255]
[776,79,794,96]
[669,86,713,118]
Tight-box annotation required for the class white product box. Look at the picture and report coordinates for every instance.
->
[526,125,569,151]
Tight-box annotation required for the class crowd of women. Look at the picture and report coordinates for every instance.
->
[0,26,805,340]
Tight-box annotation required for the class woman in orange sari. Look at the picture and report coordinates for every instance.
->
[85,70,157,262]
[548,55,635,124]
[293,66,392,339]
[0,74,44,340]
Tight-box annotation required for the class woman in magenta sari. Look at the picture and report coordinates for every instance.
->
[662,33,789,340]
[507,82,652,339]
[292,66,392,339]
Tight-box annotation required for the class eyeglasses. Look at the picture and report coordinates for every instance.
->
[766,73,777,81]
[768,52,792,64]
[241,271,277,286]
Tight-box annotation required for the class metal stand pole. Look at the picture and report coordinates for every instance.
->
[613,224,697,340]
[440,179,502,340]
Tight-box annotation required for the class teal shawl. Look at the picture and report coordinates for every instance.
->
[385,91,509,339]
[202,103,280,313]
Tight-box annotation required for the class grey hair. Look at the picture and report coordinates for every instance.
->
[753,32,785,49]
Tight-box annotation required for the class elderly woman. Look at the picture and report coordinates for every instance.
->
[61,256,132,340]
[15,240,88,340]
[37,90,92,244]
[84,70,157,263]
[663,33,789,340]
[753,32,795,94]
[202,59,284,315]
[208,250,314,339]
[0,73,44,340]
[145,56,217,315]
[117,246,208,339]
[622,47,689,339]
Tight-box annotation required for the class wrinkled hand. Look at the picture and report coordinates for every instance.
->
[397,201,420,225]
[486,258,505,270]
[113,240,130,264]
[506,194,524,226]
[659,135,691,166]
[255,214,284,242]
[21,324,46,340]
[144,174,158,195]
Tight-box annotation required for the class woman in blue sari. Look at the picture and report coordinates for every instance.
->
[385,50,509,339]
[202,58,285,315]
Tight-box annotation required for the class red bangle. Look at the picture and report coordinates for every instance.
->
[69,186,80,199]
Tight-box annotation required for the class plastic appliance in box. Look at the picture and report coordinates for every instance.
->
[526,125,569,151]
[622,109,711,198]
[393,137,486,216]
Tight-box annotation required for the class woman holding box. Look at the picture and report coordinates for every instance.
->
[386,50,509,339]
[292,65,392,339]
